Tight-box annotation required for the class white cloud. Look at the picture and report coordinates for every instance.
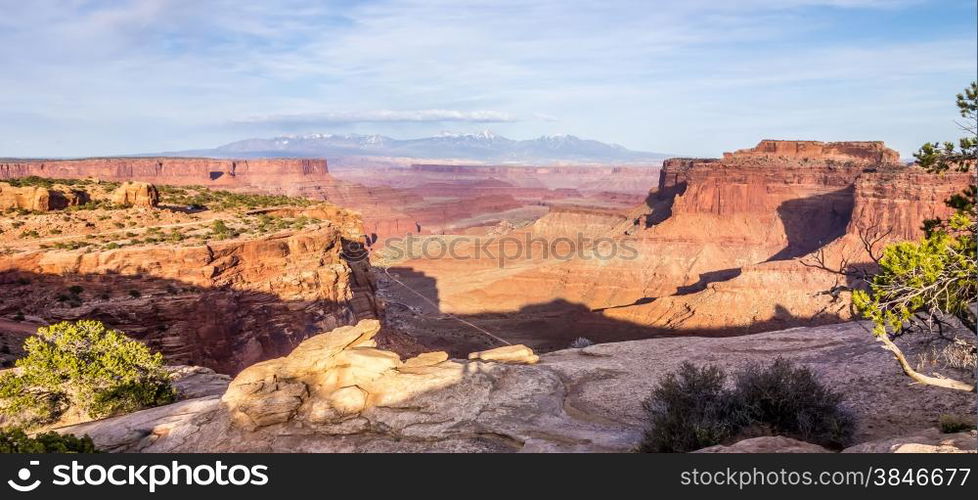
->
[235,109,520,126]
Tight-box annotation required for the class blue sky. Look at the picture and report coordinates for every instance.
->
[0,0,974,158]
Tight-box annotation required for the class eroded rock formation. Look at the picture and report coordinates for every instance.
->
[0,182,90,211]
[111,181,159,208]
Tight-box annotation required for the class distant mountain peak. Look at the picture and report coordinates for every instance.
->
[167,132,668,164]
[436,130,497,140]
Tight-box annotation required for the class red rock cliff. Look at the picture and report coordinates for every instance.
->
[0,157,330,192]
[723,140,901,163]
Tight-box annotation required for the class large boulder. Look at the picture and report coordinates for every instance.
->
[222,319,388,429]
[111,181,159,207]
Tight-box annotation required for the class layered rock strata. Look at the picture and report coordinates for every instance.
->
[0,205,380,374]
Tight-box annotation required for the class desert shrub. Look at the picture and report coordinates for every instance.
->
[938,414,976,433]
[157,185,312,210]
[639,359,854,452]
[0,320,175,428]
[638,362,740,452]
[0,427,98,453]
[570,337,593,348]
[212,219,229,235]
[730,359,855,449]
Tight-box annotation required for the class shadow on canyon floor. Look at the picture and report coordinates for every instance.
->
[382,266,847,357]
[2,263,849,373]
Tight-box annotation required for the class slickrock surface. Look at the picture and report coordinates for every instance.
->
[167,366,232,399]
[57,321,976,453]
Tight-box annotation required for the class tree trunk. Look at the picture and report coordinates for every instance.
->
[876,334,976,392]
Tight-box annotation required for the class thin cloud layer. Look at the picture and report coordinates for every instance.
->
[0,0,973,157]
[236,110,520,127]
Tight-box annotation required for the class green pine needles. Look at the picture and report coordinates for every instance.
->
[0,320,175,428]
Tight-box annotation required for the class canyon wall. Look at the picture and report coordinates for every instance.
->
[395,140,974,344]
[0,206,380,374]
[616,165,976,332]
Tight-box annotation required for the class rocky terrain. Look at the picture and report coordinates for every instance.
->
[0,178,158,212]
[0,181,380,373]
[56,319,976,453]
[1,157,655,245]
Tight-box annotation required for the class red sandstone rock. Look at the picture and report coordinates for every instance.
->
[111,181,159,208]
[723,139,900,163]
[0,183,53,211]
[0,182,90,211]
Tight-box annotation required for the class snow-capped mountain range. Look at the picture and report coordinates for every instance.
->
[164,132,668,163]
